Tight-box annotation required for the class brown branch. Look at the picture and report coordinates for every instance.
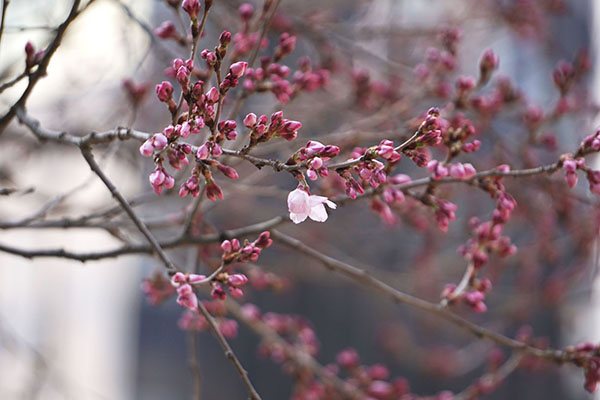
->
[80,145,262,399]
[270,230,578,365]
[0,0,9,56]
[452,353,522,400]
[196,300,262,400]
[187,332,203,400]
[0,216,286,261]
[80,146,179,274]
[0,0,86,134]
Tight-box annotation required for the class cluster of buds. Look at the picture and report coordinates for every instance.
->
[564,343,600,393]
[178,302,239,338]
[221,231,273,265]
[351,68,401,109]
[154,21,186,46]
[334,348,410,399]
[242,46,329,104]
[293,56,330,94]
[287,140,340,180]
[210,273,249,300]
[586,169,600,195]
[139,133,168,156]
[552,60,575,96]
[414,107,443,147]
[24,41,44,69]
[232,3,269,58]
[141,273,176,305]
[149,166,175,195]
[171,272,207,310]
[581,129,600,152]
[478,49,499,85]
[561,154,585,188]
[455,75,477,106]
[460,217,517,270]
[220,60,248,92]
[122,79,149,106]
[242,111,302,150]
[443,279,491,313]
[427,160,476,180]
[523,104,544,132]
[245,306,321,361]
[155,81,177,114]
[433,198,458,232]
[273,32,296,62]
[470,76,522,116]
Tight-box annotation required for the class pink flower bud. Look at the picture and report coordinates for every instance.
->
[217,164,239,179]
[228,274,249,286]
[206,87,220,103]
[154,21,177,39]
[309,157,323,170]
[206,180,224,201]
[182,0,201,20]
[243,113,257,127]
[221,240,232,253]
[171,272,187,286]
[152,133,168,150]
[219,30,231,46]
[239,3,254,20]
[211,143,223,157]
[255,231,273,248]
[139,140,154,156]
[228,287,244,297]
[196,143,209,159]
[149,169,165,186]
[156,81,174,102]
[229,61,248,79]
[188,274,206,284]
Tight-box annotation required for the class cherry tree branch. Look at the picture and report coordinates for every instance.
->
[196,298,262,400]
[270,230,578,365]
[80,145,262,398]
[0,0,88,134]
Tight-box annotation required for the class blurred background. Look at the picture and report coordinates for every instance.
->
[0,0,599,399]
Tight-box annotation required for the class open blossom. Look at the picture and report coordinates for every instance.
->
[287,188,336,224]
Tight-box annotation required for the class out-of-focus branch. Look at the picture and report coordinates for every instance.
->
[453,353,522,400]
[0,0,87,134]
[196,300,262,400]
[225,299,364,399]
[270,230,578,365]
[0,216,286,261]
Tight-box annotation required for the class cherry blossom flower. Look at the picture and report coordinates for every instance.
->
[287,188,336,224]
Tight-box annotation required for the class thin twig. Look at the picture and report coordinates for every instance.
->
[0,0,9,58]
[196,300,262,400]
[80,146,179,275]
[0,0,86,134]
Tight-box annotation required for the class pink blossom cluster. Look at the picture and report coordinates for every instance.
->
[171,272,207,310]
[24,41,44,69]
[178,302,239,338]
[242,40,329,103]
[231,3,268,58]
[287,140,340,181]
[240,304,321,362]
[141,273,176,306]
